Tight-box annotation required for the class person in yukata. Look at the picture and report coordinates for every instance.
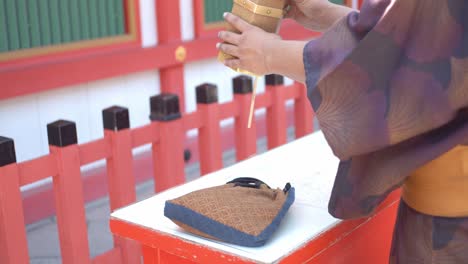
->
[216,0,468,263]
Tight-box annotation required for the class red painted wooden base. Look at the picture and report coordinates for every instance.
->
[110,191,399,264]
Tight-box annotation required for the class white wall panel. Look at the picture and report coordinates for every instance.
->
[0,94,43,162]
[180,0,195,41]
[2,64,290,164]
[87,71,160,141]
[87,77,128,140]
[140,0,158,47]
[123,71,161,128]
[37,84,91,154]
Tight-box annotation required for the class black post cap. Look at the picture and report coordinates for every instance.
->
[103,106,130,131]
[265,74,284,86]
[149,93,182,122]
[233,75,253,94]
[47,120,78,147]
[0,136,16,167]
[196,83,218,104]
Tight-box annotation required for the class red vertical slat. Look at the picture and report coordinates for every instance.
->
[153,120,185,191]
[156,1,181,43]
[47,120,90,264]
[105,132,136,208]
[265,75,287,149]
[51,145,91,264]
[196,84,223,175]
[103,106,140,264]
[150,94,185,192]
[142,246,158,264]
[160,68,186,113]
[233,76,257,161]
[0,164,29,264]
[156,0,186,113]
[294,82,314,138]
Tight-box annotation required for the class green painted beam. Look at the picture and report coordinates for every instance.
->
[88,0,100,39]
[204,0,231,24]
[27,0,41,47]
[79,0,91,40]
[49,0,62,45]
[59,0,72,43]
[0,0,9,52]
[16,0,31,49]
[115,0,125,34]
[107,0,117,36]
[98,0,109,38]
[69,0,81,41]
[5,0,20,50]
[2,0,128,52]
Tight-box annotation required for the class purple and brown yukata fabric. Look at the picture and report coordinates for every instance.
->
[302,0,468,262]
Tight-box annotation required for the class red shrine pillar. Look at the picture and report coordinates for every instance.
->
[156,1,186,113]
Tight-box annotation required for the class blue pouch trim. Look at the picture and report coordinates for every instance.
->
[164,187,295,247]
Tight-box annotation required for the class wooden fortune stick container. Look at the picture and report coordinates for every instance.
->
[218,0,288,128]
[218,0,288,70]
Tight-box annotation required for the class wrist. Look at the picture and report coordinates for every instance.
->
[263,40,307,83]
[263,38,282,74]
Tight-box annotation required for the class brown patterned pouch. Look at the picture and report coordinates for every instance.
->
[164,177,295,247]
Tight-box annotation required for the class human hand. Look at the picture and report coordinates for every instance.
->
[217,12,281,76]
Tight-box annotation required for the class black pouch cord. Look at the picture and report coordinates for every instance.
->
[227,177,292,194]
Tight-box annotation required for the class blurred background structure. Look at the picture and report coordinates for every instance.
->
[0,0,359,263]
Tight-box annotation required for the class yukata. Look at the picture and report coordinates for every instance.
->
[302,0,468,263]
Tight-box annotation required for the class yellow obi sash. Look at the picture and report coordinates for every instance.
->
[402,146,468,217]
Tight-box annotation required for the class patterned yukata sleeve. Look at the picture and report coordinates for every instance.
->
[302,0,468,219]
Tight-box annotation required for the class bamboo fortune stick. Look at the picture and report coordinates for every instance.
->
[247,76,259,128]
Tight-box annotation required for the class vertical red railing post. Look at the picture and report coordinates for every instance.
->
[150,94,185,192]
[265,74,287,149]
[196,83,223,175]
[156,0,186,113]
[0,137,29,264]
[294,82,314,138]
[103,106,140,264]
[47,120,90,264]
[233,75,257,161]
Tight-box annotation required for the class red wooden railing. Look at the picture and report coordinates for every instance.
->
[0,75,314,264]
